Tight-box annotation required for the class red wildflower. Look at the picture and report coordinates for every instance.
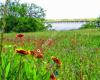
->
[51,56,62,66]
[16,34,24,38]
[15,34,24,46]
[34,39,45,47]
[16,49,31,55]
[50,73,57,80]
[31,48,43,58]
[45,39,54,46]
[36,53,43,58]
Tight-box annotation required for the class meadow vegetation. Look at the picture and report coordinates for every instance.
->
[0,29,100,80]
[0,0,100,80]
[0,0,48,33]
[80,17,100,29]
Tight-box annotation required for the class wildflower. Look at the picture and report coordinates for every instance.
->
[16,34,24,38]
[51,56,62,67]
[34,39,45,47]
[16,49,31,55]
[31,48,43,58]
[44,39,54,46]
[36,53,43,58]
[15,34,24,46]
[50,73,57,80]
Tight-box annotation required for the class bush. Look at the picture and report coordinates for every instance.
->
[12,17,46,32]
[96,17,100,27]
[80,22,96,29]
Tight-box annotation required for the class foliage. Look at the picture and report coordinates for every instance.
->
[45,23,53,30]
[12,17,45,32]
[0,0,48,33]
[80,22,96,29]
[1,29,100,80]
[5,15,18,32]
[80,16,100,29]
[96,16,100,27]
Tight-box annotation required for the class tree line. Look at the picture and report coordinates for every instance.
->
[80,17,100,29]
[0,0,49,33]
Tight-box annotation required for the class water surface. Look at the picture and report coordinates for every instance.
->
[48,22,86,30]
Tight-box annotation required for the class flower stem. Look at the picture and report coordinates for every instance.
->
[18,55,23,80]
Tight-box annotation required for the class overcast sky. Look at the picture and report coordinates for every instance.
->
[1,0,100,19]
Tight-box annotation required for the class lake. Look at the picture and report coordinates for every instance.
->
[47,22,86,30]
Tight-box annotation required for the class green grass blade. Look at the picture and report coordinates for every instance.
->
[5,63,10,78]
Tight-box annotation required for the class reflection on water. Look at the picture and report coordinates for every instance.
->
[48,22,86,30]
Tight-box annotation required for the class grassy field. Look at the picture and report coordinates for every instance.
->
[0,29,100,80]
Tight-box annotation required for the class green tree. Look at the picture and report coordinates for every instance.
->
[0,0,47,33]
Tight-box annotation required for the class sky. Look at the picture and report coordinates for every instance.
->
[1,0,100,19]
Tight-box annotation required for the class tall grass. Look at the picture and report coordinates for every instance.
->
[0,0,10,79]
[0,29,100,80]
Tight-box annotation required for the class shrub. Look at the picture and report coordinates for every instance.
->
[80,22,96,29]
[96,16,100,27]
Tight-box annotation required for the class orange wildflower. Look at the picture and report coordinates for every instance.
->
[45,39,54,46]
[50,73,57,80]
[16,49,31,55]
[16,34,24,38]
[15,34,24,46]
[36,53,43,58]
[31,48,43,58]
[51,56,62,66]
